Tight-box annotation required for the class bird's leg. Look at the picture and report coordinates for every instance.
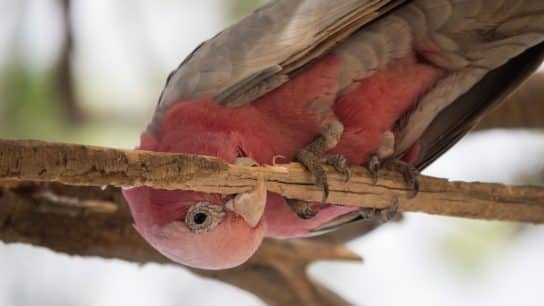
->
[326,154,352,182]
[359,196,400,223]
[382,158,419,198]
[286,121,350,219]
[285,154,349,219]
[362,131,417,223]
[295,120,347,203]
[366,130,395,182]
[365,131,419,197]
[367,155,381,183]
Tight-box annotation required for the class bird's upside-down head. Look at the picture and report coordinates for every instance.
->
[123,183,267,269]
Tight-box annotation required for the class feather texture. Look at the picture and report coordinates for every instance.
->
[151,0,407,132]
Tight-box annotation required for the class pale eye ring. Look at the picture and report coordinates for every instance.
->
[185,202,225,234]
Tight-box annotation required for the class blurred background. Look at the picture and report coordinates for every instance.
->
[0,0,543,305]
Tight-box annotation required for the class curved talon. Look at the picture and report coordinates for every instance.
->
[383,159,419,198]
[364,155,419,198]
[409,179,420,199]
[321,182,330,204]
[326,154,352,182]
[359,196,400,224]
[366,155,381,184]
[295,149,329,203]
[384,196,400,221]
[286,198,319,220]
[294,120,344,204]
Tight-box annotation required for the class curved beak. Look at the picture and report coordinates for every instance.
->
[225,176,266,228]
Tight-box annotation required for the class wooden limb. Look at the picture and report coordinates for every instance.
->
[0,182,359,306]
[1,139,543,224]
[476,72,544,130]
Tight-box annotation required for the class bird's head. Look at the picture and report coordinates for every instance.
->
[123,181,266,269]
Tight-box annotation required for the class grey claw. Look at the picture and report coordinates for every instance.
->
[384,159,419,198]
[326,154,352,182]
[286,198,319,219]
[366,155,381,184]
[296,149,329,203]
[383,196,400,221]
[359,196,400,224]
[319,180,329,204]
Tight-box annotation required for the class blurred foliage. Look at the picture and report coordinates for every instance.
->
[0,63,64,139]
[0,0,274,148]
[0,61,140,148]
[437,221,523,275]
[516,170,544,185]
[226,0,267,21]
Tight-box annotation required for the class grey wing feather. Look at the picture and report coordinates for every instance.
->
[214,65,286,107]
[396,0,544,152]
[413,42,544,170]
[153,0,407,123]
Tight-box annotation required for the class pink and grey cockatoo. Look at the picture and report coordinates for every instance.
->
[123,0,544,270]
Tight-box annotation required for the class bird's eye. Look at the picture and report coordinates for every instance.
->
[185,202,225,234]
[193,213,208,224]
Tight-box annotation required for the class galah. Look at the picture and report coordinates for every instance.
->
[123,0,544,270]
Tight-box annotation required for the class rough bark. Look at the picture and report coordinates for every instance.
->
[0,182,360,306]
[1,139,544,224]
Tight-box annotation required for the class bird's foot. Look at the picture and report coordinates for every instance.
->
[285,154,350,220]
[366,130,395,183]
[382,159,419,198]
[366,154,381,184]
[365,155,419,198]
[295,120,346,203]
[359,197,400,224]
[296,149,330,203]
[291,152,350,219]
[296,150,352,204]
[326,154,352,182]
[286,198,319,219]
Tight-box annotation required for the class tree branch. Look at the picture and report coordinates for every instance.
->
[477,72,544,130]
[1,139,544,224]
